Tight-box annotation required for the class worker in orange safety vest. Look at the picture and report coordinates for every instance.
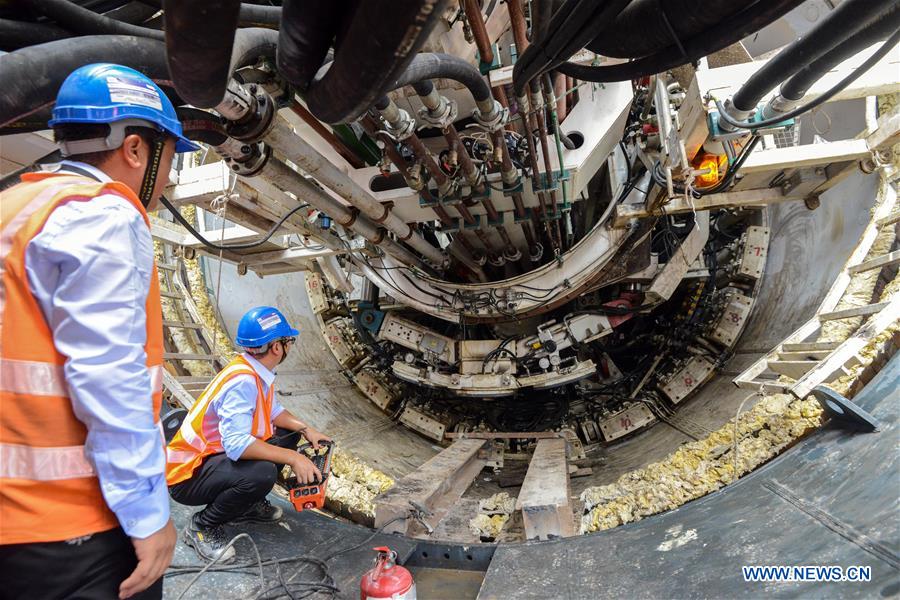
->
[166,306,331,563]
[0,63,199,600]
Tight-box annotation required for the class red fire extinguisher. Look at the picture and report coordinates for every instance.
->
[360,546,416,600]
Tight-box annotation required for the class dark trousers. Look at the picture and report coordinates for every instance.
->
[0,527,162,600]
[169,428,299,528]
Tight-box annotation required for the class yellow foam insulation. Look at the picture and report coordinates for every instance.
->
[581,182,899,534]
[325,449,394,518]
[469,492,516,539]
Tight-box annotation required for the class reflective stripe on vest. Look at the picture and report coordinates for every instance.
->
[0,172,165,545]
[165,355,274,486]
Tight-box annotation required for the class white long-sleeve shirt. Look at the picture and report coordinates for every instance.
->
[211,353,285,461]
[24,161,168,539]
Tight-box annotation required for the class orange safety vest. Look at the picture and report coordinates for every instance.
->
[166,355,274,486]
[0,172,164,545]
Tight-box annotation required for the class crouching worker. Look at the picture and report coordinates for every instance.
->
[166,306,331,563]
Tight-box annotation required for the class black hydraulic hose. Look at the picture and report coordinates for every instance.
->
[0,18,72,50]
[513,0,628,97]
[391,53,492,103]
[780,5,900,102]
[162,0,241,108]
[26,0,164,39]
[584,0,761,59]
[555,0,803,82]
[731,0,893,112]
[300,0,450,123]
[0,35,168,128]
[136,0,280,27]
[716,29,900,130]
[159,195,310,251]
[0,28,277,128]
[103,1,160,25]
[276,0,344,93]
[176,107,228,146]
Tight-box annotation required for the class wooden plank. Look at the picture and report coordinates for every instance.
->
[613,188,793,226]
[791,293,900,398]
[516,438,574,541]
[445,432,564,440]
[373,439,487,536]
[819,302,889,322]
[782,341,842,352]
[848,250,900,275]
[162,370,196,410]
[163,320,203,329]
[767,360,817,380]
[777,350,832,361]
[876,211,900,228]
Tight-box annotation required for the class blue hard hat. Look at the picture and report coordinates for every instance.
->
[49,63,199,153]
[235,306,300,348]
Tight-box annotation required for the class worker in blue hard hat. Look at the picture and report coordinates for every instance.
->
[0,64,199,599]
[166,306,332,563]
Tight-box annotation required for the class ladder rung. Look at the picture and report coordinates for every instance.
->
[848,250,900,275]
[163,320,202,330]
[819,302,889,322]
[777,350,832,361]
[160,290,182,299]
[164,352,216,361]
[176,376,215,384]
[157,262,178,271]
[875,211,900,228]
[768,360,818,380]
[782,341,841,352]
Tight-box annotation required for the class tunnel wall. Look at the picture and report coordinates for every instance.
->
[205,170,880,489]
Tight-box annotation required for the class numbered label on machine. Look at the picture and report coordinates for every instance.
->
[599,403,656,442]
[659,355,716,404]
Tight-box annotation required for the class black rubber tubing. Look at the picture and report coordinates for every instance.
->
[395,53,493,103]
[584,0,762,59]
[276,0,344,93]
[555,0,804,82]
[162,0,241,107]
[779,3,900,101]
[136,0,280,28]
[26,0,164,39]
[0,18,72,50]
[0,28,277,128]
[175,107,228,146]
[731,0,894,111]
[300,0,450,124]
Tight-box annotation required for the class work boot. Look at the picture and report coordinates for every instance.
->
[231,499,283,524]
[183,514,236,564]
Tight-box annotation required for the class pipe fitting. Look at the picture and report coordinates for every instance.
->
[487,252,506,267]
[529,242,544,262]
[223,142,270,176]
[472,99,508,132]
[471,249,488,266]
[503,245,522,262]
[225,84,276,141]
[760,91,798,121]
[418,97,458,129]
[383,107,418,141]
[717,98,753,133]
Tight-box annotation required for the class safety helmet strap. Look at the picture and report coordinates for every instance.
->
[57,118,158,157]
[139,134,166,208]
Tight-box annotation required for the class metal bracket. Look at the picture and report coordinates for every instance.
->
[418,98,459,130]
[810,385,880,433]
[473,100,509,132]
